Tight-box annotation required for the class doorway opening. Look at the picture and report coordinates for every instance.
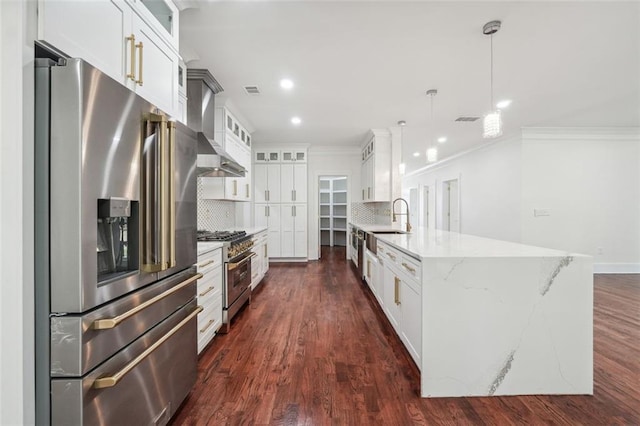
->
[319,176,348,254]
[441,178,460,232]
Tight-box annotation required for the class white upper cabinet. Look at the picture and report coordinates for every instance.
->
[360,130,391,202]
[132,0,179,50]
[281,164,307,203]
[254,164,281,203]
[38,0,131,84]
[255,150,280,163]
[281,150,307,163]
[38,0,180,117]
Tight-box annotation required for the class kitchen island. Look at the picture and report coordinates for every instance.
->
[372,227,593,398]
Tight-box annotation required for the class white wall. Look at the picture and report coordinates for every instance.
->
[307,145,361,260]
[403,137,523,243]
[0,0,36,424]
[521,128,640,273]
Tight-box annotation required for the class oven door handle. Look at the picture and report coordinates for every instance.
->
[91,273,202,330]
[93,305,203,389]
[228,252,257,271]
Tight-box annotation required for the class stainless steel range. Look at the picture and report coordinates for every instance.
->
[198,230,255,332]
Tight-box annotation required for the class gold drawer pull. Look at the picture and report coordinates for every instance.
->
[199,319,215,334]
[91,274,202,330]
[387,252,396,261]
[401,262,416,273]
[394,277,401,305]
[198,259,215,268]
[93,305,203,388]
[199,286,215,297]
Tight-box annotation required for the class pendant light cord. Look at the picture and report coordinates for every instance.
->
[490,32,494,110]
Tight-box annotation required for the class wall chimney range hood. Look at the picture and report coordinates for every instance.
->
[187,68,246,178]
[197,134,246,177]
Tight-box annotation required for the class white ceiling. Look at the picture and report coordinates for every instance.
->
[180,1,640,173]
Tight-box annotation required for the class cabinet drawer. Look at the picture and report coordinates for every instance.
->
[197,295,222,354]
[197,265,222,300]
[399,254,421,281]
[197,248,222,273]
[378,242,401,267]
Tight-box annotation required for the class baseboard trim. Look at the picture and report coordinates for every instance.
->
[594,263,640,274]
[269,258,308,263]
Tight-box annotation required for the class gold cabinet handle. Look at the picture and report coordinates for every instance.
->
[401,263,416,273]
[264,245,267,257]
[199,286,215,297]
[394,277,401,305]
[246,183,249,198]
[93,305,203,389]
[362,189,364,200]
[91,273,202,330]
[126,34,136,81]
[265,189,269,201]
[367,259,371,278]
[233,180,238,196]
[198,259,214,268]
[368,187,371,199]
[199,319,215,334]
[135,41,144,86]
[387,252,396,261]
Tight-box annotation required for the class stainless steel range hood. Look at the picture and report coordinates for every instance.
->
[197,133,246,177]
[187,68,245,178]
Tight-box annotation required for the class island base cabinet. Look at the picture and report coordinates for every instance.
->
[380,242,422,368]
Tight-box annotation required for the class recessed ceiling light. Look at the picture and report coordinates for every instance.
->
[280,79,294,90]
[413,152,420,157]
[437,137,447,144]
[496,99,512,109]
[291,116,301,125]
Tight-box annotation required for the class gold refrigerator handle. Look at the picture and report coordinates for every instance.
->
[93,305,203,389]
[168,121,176,268]
[126,35,136,81]
[135,41,144,86]
[91,273,202,330]
[159,117,169,269]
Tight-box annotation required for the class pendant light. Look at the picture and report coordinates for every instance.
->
[426,89,438,162]
[397,120,407,175]
[483,20,502,139]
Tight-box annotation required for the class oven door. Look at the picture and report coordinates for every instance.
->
[225,252,256,307]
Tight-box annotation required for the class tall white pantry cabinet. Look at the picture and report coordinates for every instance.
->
[254,148,308,259]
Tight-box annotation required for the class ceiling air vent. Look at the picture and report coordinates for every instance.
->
[455,116,481,122]
[243,85,260,95]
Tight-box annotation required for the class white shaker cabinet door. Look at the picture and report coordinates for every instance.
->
[280,204,295,257]
[254,164,268,203]
[38,0,131,85]
[132,13,179,116]
[293,204,307,258]
[293,164,307,203]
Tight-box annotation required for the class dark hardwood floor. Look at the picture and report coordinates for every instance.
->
[172,246,640,425]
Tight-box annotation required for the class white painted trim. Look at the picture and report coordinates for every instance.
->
[269,258,309,263]
[593,263,640,274]
[309,145,360,155]
[404,134,520,179]
[522,127,640,141]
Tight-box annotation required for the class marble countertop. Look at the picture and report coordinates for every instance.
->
[197,241,224,256]
[242,226,268,236]
[374,227,582,259]
[350,223,407,233]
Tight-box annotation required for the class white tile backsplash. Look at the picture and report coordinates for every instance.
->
[197,178,236,231]
[351,202,391,225]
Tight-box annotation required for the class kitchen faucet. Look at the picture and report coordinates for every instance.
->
[392,198,412,233]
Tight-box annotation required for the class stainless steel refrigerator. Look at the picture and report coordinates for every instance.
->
[35,58,200,425]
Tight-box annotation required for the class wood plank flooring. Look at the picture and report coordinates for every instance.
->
[172,247,640,425]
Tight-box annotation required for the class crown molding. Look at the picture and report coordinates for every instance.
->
[522,127,640,141]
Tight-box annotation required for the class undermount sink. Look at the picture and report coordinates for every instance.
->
[373,230,408,234]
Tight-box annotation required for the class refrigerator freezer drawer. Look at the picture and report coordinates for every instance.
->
[50,267,199,377]
[51,299,200,426]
